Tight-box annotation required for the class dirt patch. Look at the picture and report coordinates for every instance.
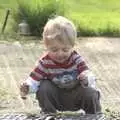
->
[0,37,120,113]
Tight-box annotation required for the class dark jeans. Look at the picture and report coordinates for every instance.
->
[36,80,101,114]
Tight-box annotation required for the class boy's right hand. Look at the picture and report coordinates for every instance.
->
[20,82,29,99]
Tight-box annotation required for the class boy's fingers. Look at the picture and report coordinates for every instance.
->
[80,79,88,87]
[21,96,27,100]
[20,83,29,91]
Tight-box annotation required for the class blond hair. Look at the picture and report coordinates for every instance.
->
[43,16,77,46]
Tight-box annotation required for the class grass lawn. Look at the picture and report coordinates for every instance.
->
[66,0,120,36]
[0,0,17,34]
[0,0,120,36]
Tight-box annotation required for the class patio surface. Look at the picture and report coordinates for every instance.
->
[0,37,120,113]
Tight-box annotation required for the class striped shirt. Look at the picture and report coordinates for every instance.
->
[26,51,95,93]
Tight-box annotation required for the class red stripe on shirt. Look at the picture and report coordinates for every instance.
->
[42,62,74,69]
[30,72,40,81]
[77,61,88,73]
[34,67,47,76]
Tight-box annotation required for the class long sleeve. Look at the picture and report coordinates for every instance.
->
[29,60,48,81]
[25,59,48,93]
[74,52,89,74]
[26,77,40,93]
[74,51,96,88]
[80,70,96,88]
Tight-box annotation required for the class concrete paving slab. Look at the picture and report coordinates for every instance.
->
[0,37,120,112]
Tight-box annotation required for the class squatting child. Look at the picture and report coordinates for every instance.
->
[20,16,101,114]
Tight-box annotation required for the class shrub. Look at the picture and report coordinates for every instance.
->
[73,18,120,37]
[13,0,66,36]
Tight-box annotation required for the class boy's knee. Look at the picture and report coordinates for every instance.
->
[37,80,57,98]
[38,80,53,93]
[90,88,101,100]
[36,80,53,99]
[84,87,100,100]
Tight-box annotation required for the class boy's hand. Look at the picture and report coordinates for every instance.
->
[79,79,88,87]
[20,82,29,99]
[77,72,87,80]
[77,72,88,87]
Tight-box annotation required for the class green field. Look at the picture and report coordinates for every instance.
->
[66,0,120,36]
[0,0,120,36]
[0,0,17,34]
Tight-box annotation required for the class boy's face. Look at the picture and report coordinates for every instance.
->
[45,40,73,63]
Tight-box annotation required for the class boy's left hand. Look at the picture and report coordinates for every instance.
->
[77,73,88,87]
[79,79,88,87]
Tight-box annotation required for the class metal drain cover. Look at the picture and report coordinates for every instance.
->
[0,113,108,120]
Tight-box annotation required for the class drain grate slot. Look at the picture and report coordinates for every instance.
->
[0,113,107,120]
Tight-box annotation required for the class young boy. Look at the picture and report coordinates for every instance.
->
[20,16,101,114]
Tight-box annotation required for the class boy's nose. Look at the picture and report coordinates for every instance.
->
[58,50,63,56]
